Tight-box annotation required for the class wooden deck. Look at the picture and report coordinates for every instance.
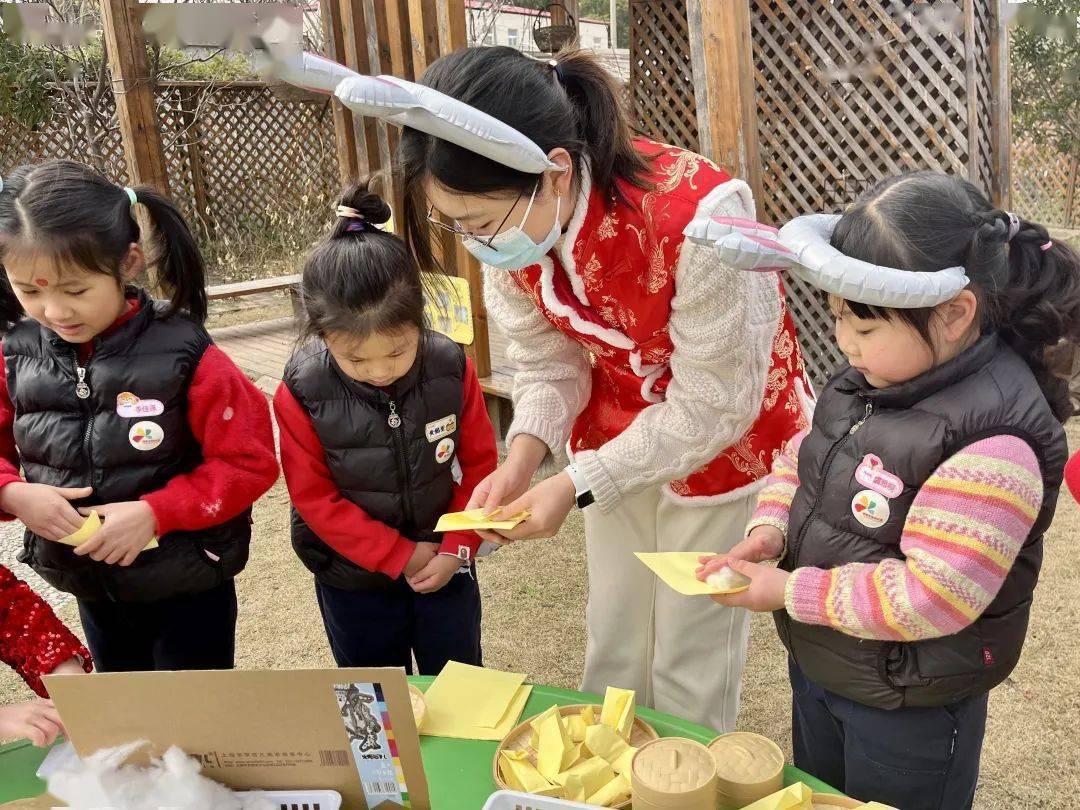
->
[211,316,515,403]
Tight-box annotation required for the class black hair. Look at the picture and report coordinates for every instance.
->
[0,159,208,329]
[400,45,653,275]
[832,170,1080,422]
[299,176,425,343]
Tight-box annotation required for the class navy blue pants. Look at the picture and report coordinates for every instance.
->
[315,567,481,676]
[789,659,987,810]
[78,580,238,672]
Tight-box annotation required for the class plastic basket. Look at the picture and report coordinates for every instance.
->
[239,790,342,810]
[482,790,597,810]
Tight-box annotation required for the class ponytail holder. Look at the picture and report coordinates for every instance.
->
[345,220,368,233]
[1005,211,1020,242]
[548,58,565,85]
[336,205,363,220]
[124,186,138,207]
[1041,241,1054,251]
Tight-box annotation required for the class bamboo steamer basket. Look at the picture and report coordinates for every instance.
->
[630,737,718,810]
[492,704,659,809]
[708,731,785,809]
[408,684,427,731]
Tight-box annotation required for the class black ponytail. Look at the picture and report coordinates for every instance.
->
[832,170,1080,422]
[299,175,426,343]
[400,45,652,275]
[0,159,208,327]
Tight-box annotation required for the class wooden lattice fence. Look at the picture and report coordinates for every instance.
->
[0,81,340,279]
[629,0,1009,388]
[1012,137,1078,230]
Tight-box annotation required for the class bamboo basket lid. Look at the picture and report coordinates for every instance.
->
[408,684,427,731]
[708,731,784,792]
[492,703,659,809]
[631,737,717,809]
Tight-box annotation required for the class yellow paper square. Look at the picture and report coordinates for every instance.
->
[421,681,532,740]
[420,662,527,738]
[635,551,750,596]
[739,782,813,810]
[434,508,530,533]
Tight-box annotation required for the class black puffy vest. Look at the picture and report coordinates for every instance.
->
[10,290,251,603]
[776,335,1066,709]
[283,331,465,591]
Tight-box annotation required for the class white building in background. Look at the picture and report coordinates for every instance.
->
[465,1,611,52]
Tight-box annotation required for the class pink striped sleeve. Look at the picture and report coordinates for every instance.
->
[785,435,1044,641]
[746,430,806,538]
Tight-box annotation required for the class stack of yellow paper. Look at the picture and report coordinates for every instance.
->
[740,782,813,810]
[420,662,533,740]
[58,511,159,551]
[635,552,749,596]
[434,508,530,533]
[495,686,640,807]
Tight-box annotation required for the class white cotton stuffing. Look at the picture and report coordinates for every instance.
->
[706,566,751,592]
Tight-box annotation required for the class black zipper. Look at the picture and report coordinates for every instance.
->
[72,352,94,483]
[788,399,873,570]
[387,399,415,528]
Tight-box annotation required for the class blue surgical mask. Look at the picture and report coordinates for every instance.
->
[461,182,562,270]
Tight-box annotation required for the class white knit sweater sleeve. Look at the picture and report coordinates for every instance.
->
[483,266,592,465]
[574,179,780,511]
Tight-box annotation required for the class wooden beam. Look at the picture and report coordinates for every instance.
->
[320,0,360,183]
[438,0,468,55]
[408,0,442,76]
[988,0,1012,209]
[342,0,382,176]
[369,0,413,222]
[177,86,212,240]
[687,0,764,214]
[963,0,980,187]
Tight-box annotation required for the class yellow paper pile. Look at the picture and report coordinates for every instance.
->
[497,686,638,807]
[434,508,530,533]
[420,662,533,740]
[740,782,898,810]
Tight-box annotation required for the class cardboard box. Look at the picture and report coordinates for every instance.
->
[44,668,430,809]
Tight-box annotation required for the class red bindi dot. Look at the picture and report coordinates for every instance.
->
[34,279,48,287]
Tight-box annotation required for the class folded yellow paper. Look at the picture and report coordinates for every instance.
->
[635,552,750,596]
[740,782,813,810]
[420,663,532,740]
[500,750,555,794]
[434,508,530,533]
[537,707,573,780]
[57,511,159,551]
[599,686,635,740]
[587,773,631,807]
[584,723,629,762]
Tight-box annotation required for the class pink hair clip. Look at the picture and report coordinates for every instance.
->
[1041,241,1053,251]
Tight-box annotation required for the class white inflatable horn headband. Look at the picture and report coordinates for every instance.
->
[274,52,562,175]
[685,213,969,308]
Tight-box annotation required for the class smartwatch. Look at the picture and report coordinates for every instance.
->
[565,463,595,509]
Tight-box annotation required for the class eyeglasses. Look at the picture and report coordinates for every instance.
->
[426,187,527,248]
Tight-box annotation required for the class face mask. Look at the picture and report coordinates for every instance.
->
[461,181,562,270]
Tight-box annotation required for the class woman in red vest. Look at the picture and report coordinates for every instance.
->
[400,47,809,732]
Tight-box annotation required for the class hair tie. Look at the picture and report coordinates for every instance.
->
[124,186,138,207]
[1041,240,1054,251]
[345,220,368,233]
[548,58,565,85]
[1005,211,1020,241]
[336,205,364,220]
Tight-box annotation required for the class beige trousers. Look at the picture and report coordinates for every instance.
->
[580,486,756,733]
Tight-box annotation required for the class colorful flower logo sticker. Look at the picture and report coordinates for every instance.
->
[435,437,455,464]
[851,488,889,529]
[128,421,164,452]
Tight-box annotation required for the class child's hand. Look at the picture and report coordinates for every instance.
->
[404,542,440,578]
[74,501,157,566]
[407,553,463,594]
[50,656,87,676]
[696,525,785,581]
[0,698,64,747]
[710,559,790,612]
[0,482,93,541]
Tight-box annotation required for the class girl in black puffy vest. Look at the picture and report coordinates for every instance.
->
[273,178,497,674]
[697,173,1080,809]
[0,160,279,672]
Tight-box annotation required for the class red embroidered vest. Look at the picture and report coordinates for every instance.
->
[509,141,808,499]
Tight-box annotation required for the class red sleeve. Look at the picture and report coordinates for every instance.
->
[273,382,416,579]
[0,347,27,517]
[0,565,92,697]
[1066,450,1080,505]
[141,345,279,535]
[440,357,498,559]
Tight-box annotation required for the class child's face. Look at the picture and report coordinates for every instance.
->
[4,248,139,345]
[325,326,421,388]
[830,298,936,389]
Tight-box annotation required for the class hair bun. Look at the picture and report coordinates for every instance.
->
[973,209,1010,242]
[338,176,392,226]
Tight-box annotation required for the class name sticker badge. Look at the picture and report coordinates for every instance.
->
[116,392,165,418]
[425,414,457,443]
[854,454,904,498]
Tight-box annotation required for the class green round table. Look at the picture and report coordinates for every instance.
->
[0,677,844,807]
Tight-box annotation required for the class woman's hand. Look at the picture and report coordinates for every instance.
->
[74,501,157,566]
[697,525,785,581]
[492,472,576,542]
[408,554,464,594]
[0,482,93,541]
[709,559,790,612]
[0,698,64,747]
[465,434,549,543]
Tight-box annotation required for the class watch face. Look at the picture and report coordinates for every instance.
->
[577,490,595,509]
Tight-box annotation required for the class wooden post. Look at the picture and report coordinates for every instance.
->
[686,0,763,212]
[369,0,413,222]
[341,0,382,176]
[408,0,442,75]
[177,86,212,240]
[320,0,360,183]
[963,0,980,188]
[988,0,1012,209]
[1065,155,1078,229]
